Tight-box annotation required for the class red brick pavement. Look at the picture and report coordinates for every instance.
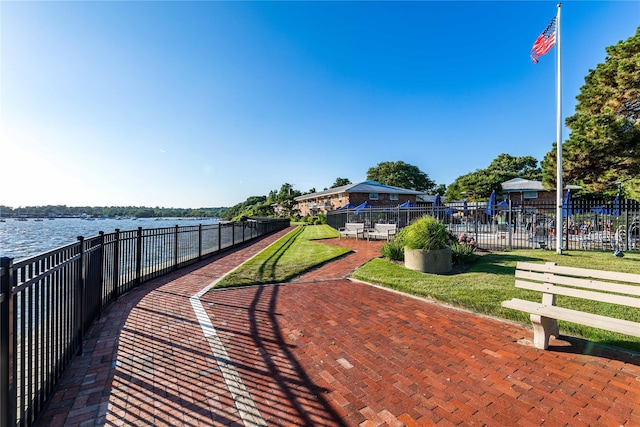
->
[38,229,640,426]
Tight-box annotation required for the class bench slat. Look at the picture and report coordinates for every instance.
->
[516,262,640,285]
[514,280,640,309]
[515,270,640,297]
[502,299,640,338]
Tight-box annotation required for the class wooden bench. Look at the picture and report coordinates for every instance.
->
[502,261,640,349]
[338,223,365,240]
[367,223,397,241]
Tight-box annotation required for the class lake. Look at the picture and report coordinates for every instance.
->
[0,217,219,261]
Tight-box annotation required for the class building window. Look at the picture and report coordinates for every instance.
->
[369,193,379,200]
[338,194,342,201]
[390,193,399,201]
[523,191,538,199]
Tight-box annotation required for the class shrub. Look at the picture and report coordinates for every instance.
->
[381,239,405,261]
[451,232,478,264]
[402,216,454,251]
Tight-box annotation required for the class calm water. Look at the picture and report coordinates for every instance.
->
[0,217,219,261]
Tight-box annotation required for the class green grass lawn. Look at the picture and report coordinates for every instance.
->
[352,249,640,352]
[213,224,348,288]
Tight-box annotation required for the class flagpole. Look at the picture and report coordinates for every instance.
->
[555,3,563,254]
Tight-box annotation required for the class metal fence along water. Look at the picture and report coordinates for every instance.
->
[327,198,640,252]
[0,218,289,427]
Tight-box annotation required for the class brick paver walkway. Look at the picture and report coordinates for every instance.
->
[38,228,640,426]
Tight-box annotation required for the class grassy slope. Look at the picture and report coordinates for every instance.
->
[352,250,640,351]
[214,224,347,288]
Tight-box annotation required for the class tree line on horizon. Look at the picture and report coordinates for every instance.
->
[0,205,229,219]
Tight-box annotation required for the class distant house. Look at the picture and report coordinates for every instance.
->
[501,178,581,203]
[294,181,423,216]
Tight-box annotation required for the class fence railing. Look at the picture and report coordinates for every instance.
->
[0,217,289,427]
[327,199,640,252]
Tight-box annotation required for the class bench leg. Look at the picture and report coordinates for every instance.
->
[530,314,559,349]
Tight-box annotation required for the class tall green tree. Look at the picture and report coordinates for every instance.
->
[331,177,352,188]
[433,184,448,196]
[542,27,640,198]
[445,154,541,200]
[274,183,301,217]
[366,161,435,192]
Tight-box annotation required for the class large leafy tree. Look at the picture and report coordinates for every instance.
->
[331,177,352,188]
[542,27,640,198]
[445,154,541,200]
[224,182,305,220]
[271,183,301,217]
[366,161,435,192]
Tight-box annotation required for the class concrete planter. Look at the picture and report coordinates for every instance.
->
[404,247,452,274]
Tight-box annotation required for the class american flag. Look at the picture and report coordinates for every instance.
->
[530,17,557,63]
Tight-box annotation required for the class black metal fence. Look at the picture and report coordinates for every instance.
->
[0,218,289,427]
[327,199,640,252]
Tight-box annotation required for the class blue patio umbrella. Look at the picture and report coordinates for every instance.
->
[613,194,620,216]
[562,190,572,216]
[432,194,442,216]
[485,191,496,216]
[354,201,372,214]
[337,203,355,210]
[444,208,459,215]
[590,206,611,215]
[463,200,468,216]
[497,200,510,210]
[398,200,416,208]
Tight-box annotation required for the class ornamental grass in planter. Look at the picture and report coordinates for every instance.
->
[402,216,454,274]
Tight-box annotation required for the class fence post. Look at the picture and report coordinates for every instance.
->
[232,222,235,246]
[76,236,85,356]
[218,223,222,254]
[198,224,203,261]
[625,199,630,250]
[508,201,513,249]
[136,227,142,286]
[173,225,179,271]
[564,211,568,250]
[113,229,120,301]
[0,257,15,427]
[98,232,105,320]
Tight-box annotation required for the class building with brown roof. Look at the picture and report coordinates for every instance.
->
[294,181,423,216]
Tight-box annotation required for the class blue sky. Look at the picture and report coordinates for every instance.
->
[1,1,638,208]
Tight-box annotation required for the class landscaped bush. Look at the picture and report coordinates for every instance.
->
[382,219,478,267]
[402,216,454,251]
[381,239,405,261]
[451,232,478,265]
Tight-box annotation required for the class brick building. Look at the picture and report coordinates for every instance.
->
[294,181,422,217]
[501,178,581,204]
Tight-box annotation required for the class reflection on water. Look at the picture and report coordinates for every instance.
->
[0,217,219,261]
